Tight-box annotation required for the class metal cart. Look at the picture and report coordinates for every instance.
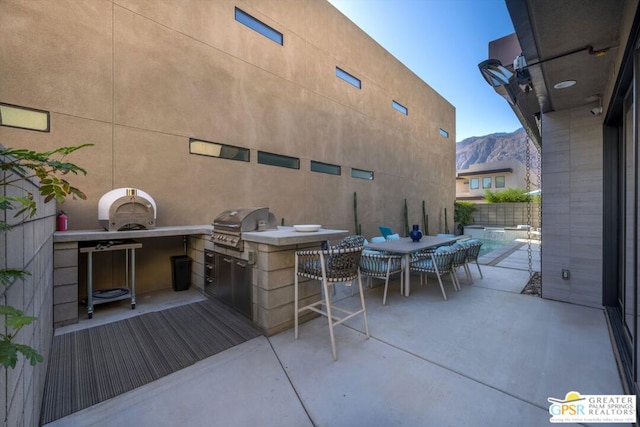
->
[80,239,142,318]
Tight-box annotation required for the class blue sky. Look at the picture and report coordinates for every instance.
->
[327,0,523,142]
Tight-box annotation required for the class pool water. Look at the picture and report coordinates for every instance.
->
[476,238,513,257]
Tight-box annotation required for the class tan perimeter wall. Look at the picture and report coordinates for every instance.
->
[541,107,603,308]
[0,0,455,293]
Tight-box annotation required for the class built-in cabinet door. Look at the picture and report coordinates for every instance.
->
[216,254,234,306]
[232,259,252,318]
[213,253,252,319]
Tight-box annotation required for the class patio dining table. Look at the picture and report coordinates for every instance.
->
[366,236,458,296]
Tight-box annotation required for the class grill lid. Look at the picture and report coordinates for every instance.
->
[213,207,272,232]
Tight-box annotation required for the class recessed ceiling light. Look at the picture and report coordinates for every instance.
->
[553,80,577,89]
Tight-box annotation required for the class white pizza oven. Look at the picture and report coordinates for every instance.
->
[98,188,157,231]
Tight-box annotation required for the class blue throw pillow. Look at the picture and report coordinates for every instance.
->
[386,233,401,241]
[435,246,452,254]
[379,226,394,237]
[371,236,386,243]
[362,248,383,255]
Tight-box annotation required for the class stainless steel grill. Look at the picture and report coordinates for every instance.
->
[211,207,276,251]
[98,188,157,231]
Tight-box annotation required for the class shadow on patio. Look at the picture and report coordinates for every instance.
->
[45,263,625,427]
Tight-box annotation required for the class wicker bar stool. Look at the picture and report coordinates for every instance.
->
[294,245,369,361]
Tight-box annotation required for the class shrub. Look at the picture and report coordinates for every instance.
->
[454,201,476,226]
[484,188,532,203]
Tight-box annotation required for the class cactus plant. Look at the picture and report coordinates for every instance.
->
[403,199,409,236]
[353,192,362,235]
[444,207,450,234]
[422,200,429,235]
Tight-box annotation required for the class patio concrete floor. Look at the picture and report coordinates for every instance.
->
[45,242,628,427]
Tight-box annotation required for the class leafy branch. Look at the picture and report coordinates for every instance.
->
[0,306,43,368]
[0,145,91,222]
[1,143,92,370]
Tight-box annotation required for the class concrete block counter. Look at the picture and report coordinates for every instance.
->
[53,225,213,327]
[242,226,348,336]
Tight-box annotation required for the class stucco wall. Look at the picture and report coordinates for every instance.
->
[0,0,455,293]
[1,165,55,426]
[541,107,603,308]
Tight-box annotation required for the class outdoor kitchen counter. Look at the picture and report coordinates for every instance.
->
[242,226,349,246]
[240,226,350,336]
[52,225,214,328]
[53,225,213,242]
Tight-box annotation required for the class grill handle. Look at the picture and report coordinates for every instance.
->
[214,223,240,229]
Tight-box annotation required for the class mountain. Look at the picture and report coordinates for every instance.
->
[456,128,540,170]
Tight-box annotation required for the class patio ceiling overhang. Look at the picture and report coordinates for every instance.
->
[479,0,626,147]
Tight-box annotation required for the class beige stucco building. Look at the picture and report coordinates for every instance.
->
[0,1,455,424]
[1,0,455,292]
[455,159,538,202]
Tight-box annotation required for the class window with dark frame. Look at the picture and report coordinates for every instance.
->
[235,7,283,45]
[257,151,300,169]
[470,178,479,189]
[0,102,50,132]
[439,128,449,138]
[495,176,505,188]
[189,138,250,162]
[336,67,361,89]
[482,177,492,189]
[311,161,341,175]
[392,100,408,115]
[351,168,374,180]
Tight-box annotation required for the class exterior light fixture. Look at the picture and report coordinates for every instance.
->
[590,95,603,116]
[478,59,514,88]
[478,59,520,105]
[553,80,577,89]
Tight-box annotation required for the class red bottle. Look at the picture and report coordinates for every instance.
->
[57,211,68,231]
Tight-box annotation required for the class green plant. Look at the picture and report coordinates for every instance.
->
[484,187,531,203]
[444,207,450,234]
[1,144,90,369]
[403,199,409,237]
[353,192,361,235]
[422,200,429,235]
[454,201,476,226]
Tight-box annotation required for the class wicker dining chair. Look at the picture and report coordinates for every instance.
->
[464,240,484,280]
[294,244,369,361]
[359,251,403,305]
[409,249,456,300]
[450,245,470,287]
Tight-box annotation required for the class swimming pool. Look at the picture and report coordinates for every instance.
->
[463,225,539,258]
[475,237,513,257]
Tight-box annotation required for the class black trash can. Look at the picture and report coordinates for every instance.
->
[170,255,192,291]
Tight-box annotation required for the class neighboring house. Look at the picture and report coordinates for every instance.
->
[480,1,640,396]
[0,1,455,424]
[455,159,538,202]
